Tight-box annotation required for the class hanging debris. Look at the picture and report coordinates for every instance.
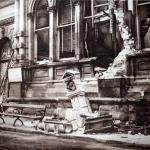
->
[99,0,140,78]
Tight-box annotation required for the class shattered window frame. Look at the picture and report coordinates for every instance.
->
[83,0,116,67]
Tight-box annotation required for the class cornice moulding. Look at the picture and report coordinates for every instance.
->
[0,17,14,26]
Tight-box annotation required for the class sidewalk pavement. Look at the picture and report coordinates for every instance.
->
[0,116,150,149]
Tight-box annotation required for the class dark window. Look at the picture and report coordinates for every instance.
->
[36,0,49,29]
[138,1,150,48]
[35,0,49,61]
[83,0,116,67]
[58,0,75,59]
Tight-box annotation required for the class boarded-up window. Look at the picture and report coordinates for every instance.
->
[35,0,49,61]
[58,0,75,58]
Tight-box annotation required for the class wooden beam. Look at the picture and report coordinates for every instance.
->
[138,2,150,6]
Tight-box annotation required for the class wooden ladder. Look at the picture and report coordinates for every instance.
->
[0,49,14,102]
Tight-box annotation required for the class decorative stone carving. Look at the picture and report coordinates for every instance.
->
[47,0,56,12]
[72,0,80,5]
[47,6,55,12]
[27,12,34,19]
[48,0,56,7]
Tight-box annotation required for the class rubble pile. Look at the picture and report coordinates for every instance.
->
[100,1,140,78]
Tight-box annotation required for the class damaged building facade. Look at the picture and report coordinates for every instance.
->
[1,0,150,131]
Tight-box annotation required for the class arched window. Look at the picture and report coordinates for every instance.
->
[34,0,49,61]
[57,0,75,59]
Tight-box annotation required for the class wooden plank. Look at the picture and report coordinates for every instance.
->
[58,23,75,28]
[84,115,112,121]
[2,103,46,109]
[84,125,112,133]
[138,2,150,6]
[44,120,71,125]
[0,112,43,119]
[94,3,108,8]
[85,118,113,125]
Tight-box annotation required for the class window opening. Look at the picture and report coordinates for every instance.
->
[35,0,49,61]
[58,0,75,59]
[138,1,150,48]
[83,0,115,67]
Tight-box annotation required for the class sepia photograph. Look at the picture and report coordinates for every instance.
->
[0,0,150,149]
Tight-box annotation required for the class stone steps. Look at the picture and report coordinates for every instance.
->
[133,79,150,86]
[127,78,150,124]
[126,79,150,100]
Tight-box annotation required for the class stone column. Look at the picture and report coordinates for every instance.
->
[19,0,26,63]
[28,12,34,64]
[48,6,55,62]
[14,0,20,60]
[74,0,84,59]
[47,0,56,80]
[47,0,57,62]
[15,0,19,34]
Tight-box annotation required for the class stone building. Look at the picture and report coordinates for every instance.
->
[1,0,150,124]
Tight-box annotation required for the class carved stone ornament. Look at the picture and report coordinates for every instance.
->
[47,6,55,12]
[48,0,56,7]
[67,80,76,91]
[47,0,56,11]
[27,12,34,18]
[72,0,81,5]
